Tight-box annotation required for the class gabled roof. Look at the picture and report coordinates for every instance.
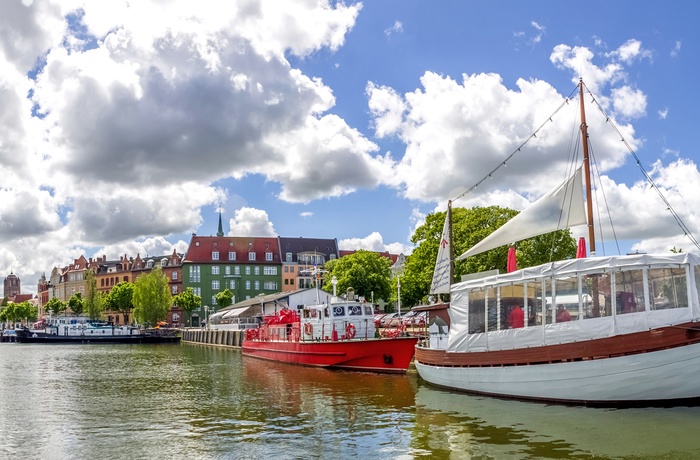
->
[183,235,281,263]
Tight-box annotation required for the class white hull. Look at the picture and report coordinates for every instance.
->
[416,341,700,403]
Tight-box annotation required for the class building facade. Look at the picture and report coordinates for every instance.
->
[278,237,339,292]
[182,234,282,327]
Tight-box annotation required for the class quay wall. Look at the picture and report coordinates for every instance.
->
[181,328,245,348]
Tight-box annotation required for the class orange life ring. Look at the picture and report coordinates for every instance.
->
[304,323,313,335]
[345,323,356,339]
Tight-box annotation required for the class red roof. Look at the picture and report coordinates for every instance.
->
[184,235,281,263]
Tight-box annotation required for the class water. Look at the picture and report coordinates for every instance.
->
[2,343,700,460]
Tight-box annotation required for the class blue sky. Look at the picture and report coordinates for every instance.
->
[2,1,699,295]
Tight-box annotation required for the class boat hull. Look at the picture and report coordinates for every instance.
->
[15,329,181,344]
[415,325,700,405]
[242,337,418,373]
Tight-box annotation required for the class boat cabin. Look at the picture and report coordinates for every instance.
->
[433,253,700,351]
[301,301,376,341]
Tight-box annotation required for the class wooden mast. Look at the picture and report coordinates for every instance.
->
[579,79,596,256]
[448,200,454,287]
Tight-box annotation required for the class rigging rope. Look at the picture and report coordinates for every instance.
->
[580,81,700,252]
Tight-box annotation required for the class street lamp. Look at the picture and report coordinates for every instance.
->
[203,305,209,329]
[331,276,338,298]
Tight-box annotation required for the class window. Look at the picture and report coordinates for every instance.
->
[290,266,295,273]
[146,260,154,269]
[284,279,289,285]
[234,266,240,275]
[225,266,231,275]
[161,258,168,267]
[228,252,236,261]
[212,266,220,275]
[172,271,178,280]
[245,280,251,290]
[189,266,200,283]
[264,281,277,290]
[229,280,235,289]
[284,266,289,273]
[245,266,251,275]
[254,281,260,290]
[212,296,217,305]
[286,252,292,262]
[212,280,220,290]
[266,252,273,261]
[193,287,201,297]
[212,251,219,260]
[254,266,260,275]
[248,252,256,261]
[265,266,278,275]
[330,254,336,260]
[171,285,178,294]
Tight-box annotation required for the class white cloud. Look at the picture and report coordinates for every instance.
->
[611,85,647,119]
[671,40,682,58]
[228,207,277,237]
[338,231,412,255]
[658,108,668,119]
[385,21,403,36]
[300,212,314,218]
[606,39,652,64]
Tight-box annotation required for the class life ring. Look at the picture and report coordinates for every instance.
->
[304,323,313,335]
[345,323,356,339]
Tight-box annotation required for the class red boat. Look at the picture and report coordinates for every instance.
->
[242,300,418,374]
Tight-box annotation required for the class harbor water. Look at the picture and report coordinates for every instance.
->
[2,342,700,459]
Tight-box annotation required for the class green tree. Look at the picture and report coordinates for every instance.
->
[132,266,172,326]
[322,250,392,302]
[104,281,135,321]
[1,301,38,325]
[68,292,85,316]
[400,205,577,307]
[84,270,103,320]
[45,297,67,317]
[214,289,234,310]
[173,287,201,327]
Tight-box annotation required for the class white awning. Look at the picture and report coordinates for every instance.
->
[222,306,257,319]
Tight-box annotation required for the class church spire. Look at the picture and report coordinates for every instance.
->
[217,211,224,237]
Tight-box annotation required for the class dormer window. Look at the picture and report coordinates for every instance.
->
[212,251,219,260]
[161,258,168,267]
[266,252,273,261]
[228,252,236,261]
[248,252,256,261]
[286,252,292,262]
[146,260,154,269]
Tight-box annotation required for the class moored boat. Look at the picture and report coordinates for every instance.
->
[242,289,418,373]
[15,316,180,344]
[415,80,700,406]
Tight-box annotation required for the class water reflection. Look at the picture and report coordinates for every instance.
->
[413,383,700,459]
[3,343,700,459]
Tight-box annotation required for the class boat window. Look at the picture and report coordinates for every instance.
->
[348,305,362,316]
[332,306,345,317]
[485,286,499,331]
[364,305,373,316]
[500,283,535,328]
[468,289,486,334]
[648,267,688,310]
[543,277,554,325]
[303,309,310,319]
[615,269,645,314]
[310,309,318,318]
[582,272,612,318]
[552,275,579,323]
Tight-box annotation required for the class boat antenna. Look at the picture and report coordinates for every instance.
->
[579,78,596,256]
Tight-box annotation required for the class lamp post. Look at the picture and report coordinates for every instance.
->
[331,276,338,298]
[203,305,209,329]
[397,276,401,320]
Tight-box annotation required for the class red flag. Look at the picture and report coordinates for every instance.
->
[507,246,517,273]
[576,237,587,258]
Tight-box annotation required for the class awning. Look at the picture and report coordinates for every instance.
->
[222,306,257,319]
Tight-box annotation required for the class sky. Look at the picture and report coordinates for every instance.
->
[2,0,699,296]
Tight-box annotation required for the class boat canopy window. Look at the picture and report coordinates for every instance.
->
[364,305,373,316]
[348,305,363,316]
[332,306,345,317]
[464,263,693,334]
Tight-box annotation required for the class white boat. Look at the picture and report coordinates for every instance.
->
[415,80,700,406]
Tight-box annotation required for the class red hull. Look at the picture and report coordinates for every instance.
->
[242,337,418,373]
